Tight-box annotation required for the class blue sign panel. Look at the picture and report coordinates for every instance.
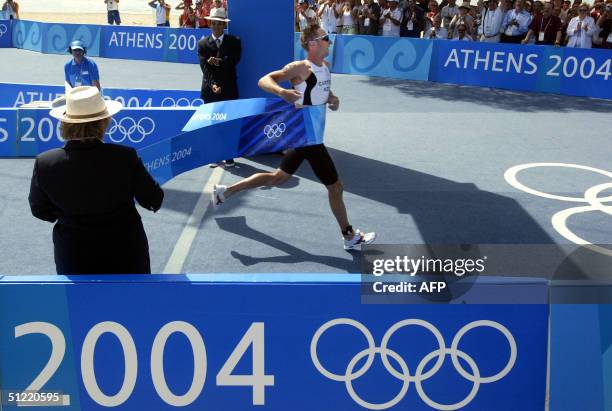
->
[332,35,432,81]
[43,22,101,56]
[6,20,612,100]
[102,88,203,109]
[0,82,203,109]
[0,275,548,411]
[550,303,612,411]
[0,108,17,156]
[230,0,294,99]
[429,40,612,99]
[11,20,44,53]
[0,82,65,108]
[13,108,195,157]
[0,19,11,48]
[101,26,194,63]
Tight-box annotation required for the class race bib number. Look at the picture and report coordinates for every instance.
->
[538,32,545,42]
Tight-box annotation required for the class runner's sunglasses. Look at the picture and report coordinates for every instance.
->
[312,34,332,44]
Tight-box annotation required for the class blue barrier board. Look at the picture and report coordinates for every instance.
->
[10,108,195,157]
[0,18,11,48]
[0,108,17,156]
[550,302,612,411]
[429,40,612,100]
[0,82,203,108]
[0,274,548,411]
[6,19,611,100]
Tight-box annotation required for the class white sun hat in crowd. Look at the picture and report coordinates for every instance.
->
[49,86,122,124]
[205,8,230,22]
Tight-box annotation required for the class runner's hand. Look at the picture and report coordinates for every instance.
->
[280,89,302,103]
[212,84,221,94]
[327,95,340,111]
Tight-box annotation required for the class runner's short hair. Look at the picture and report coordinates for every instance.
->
[301,24,322,50]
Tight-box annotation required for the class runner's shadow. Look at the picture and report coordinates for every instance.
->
[216,216,362,272]
[247,150,590,279]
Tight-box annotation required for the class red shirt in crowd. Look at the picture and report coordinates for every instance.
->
[528,13,562,44]
[180,7,196,27]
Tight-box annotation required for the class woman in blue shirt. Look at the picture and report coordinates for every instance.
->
[64,40,101,92]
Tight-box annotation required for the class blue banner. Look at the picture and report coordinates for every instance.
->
[0,98,326,168]
[0,19,11,48]
[0,82,203,109]
[12,20,101,56]
[11,20,43,53]
[100,26,211,64]
[0,83,66,108]
[332,35,433,81]
[0,108,17,156]
[550,302,612,411]
[429,40,612,100]
[8,108,194,157]
[139,98,326,184]
[0,274,548,411]
[8,20,611,100]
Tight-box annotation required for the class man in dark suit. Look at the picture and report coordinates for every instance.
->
[198,7,241,167]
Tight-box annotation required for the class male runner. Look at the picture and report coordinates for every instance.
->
[211,24,376,250]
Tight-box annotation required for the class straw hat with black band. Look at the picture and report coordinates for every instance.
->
[50,86,122,124]
[205,8,230,22]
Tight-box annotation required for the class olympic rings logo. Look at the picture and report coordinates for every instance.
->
[105,117,155,143]
[160,97,204,107]
[505,163,612,257]
[0,24,7,38]
[311,318,516,410]
[263,123,286,139]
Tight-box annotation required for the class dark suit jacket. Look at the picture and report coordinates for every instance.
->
[28,140,164,274]
[197,33,242,103]
[400,7,426,37]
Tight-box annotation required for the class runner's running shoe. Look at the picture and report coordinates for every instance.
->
[343,230,376,250]
[211,184,227,210]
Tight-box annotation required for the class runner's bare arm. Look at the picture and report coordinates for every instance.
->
[322,61,339,110]
[258,61,308,103]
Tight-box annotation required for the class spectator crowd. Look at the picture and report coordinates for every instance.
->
[296,0,612,48]
[147,0,228,28]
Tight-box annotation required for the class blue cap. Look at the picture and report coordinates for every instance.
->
[67,40,86,53]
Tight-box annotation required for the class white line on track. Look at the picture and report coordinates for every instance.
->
[163,167,225,274]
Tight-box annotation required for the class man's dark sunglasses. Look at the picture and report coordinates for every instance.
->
[312,34,332,43]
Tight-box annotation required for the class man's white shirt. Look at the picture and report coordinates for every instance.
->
[381,7,402,36]
[299,8,317,31]
[479,6,504,36]
[424,26,449,39]
[106,0,119,11]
